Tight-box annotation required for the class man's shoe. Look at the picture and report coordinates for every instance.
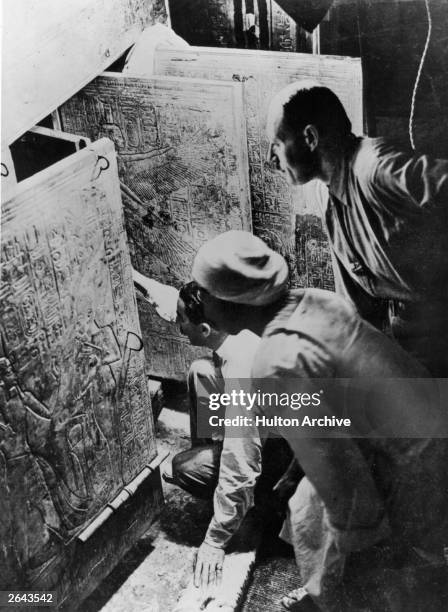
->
[281,588,313,611]
[161,457,176,484]
[162,470,176,485]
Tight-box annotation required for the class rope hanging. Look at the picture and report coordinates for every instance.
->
[409,0,432,150]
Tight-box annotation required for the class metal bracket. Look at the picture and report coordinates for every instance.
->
[92,154,110,180]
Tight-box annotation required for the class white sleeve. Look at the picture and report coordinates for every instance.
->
[204,392,262,549]
[132,268,179,322]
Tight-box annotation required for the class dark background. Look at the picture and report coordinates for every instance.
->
[168,0,448,156]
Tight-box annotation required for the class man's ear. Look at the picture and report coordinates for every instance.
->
[303,125,319,151]
[199,322,212,338]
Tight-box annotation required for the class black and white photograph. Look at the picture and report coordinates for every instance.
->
[1,1,448,611]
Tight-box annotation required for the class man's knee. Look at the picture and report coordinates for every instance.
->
[171,445,221,499]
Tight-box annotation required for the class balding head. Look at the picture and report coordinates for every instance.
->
[266,81,352,185]
[267,80,352,141]
[267,80,321,141]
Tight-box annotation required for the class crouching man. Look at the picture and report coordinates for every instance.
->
[188,230,448,612]
[133,270,266,590]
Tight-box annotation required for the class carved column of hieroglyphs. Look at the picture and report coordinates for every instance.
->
[268,0,298,52]
[168,0,236,47]
[60,75,251,380]
[153,47,363,289]
[0,139,157,589]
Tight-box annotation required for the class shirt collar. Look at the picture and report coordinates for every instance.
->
[328,135,361,206]
[215,335,232,362]
[215,330,256,363]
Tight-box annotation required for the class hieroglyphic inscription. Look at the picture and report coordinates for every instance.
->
[0,139,157,589]
[153,47,362,286]
[269,0,298,52]
[207,0,236,46]
[136,293,209,380]
[295,214,335,291]
[169,0,236,47]
[60,75,251,379]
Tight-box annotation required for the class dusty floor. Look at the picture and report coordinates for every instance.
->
[79,379,300,612]
[242,535,304,612]
[82,406,215,612]
[80,391,448,612]
[76,390,448,612]
[80,374,263,612]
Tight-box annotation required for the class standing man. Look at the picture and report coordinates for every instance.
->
[190,230,448,612]
[132,270,263,590]
[266,80,448,375]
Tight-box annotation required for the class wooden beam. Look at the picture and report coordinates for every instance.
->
[2,0,169,145]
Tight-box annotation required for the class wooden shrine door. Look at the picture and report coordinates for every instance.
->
[59,76,252,380]
[153,46,363,291]
[0,138,162,609]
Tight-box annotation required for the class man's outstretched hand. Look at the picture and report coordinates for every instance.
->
[132,267,178,322]
[193,541,225,590]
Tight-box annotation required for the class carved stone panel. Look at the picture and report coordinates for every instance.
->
[295,213,335,291]
[59,75,251,380]
[0,138,159,591]
[153,47,362,287]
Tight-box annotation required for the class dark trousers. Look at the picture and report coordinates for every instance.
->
[171,358,293,502]
[172,357,224,499]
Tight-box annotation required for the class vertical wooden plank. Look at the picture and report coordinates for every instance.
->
[268,0,298,51]
[153,47,362,289]
[166,0,298,51]
[0,139,161,595]
[59,75,251,380]
[167,0,237,47]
